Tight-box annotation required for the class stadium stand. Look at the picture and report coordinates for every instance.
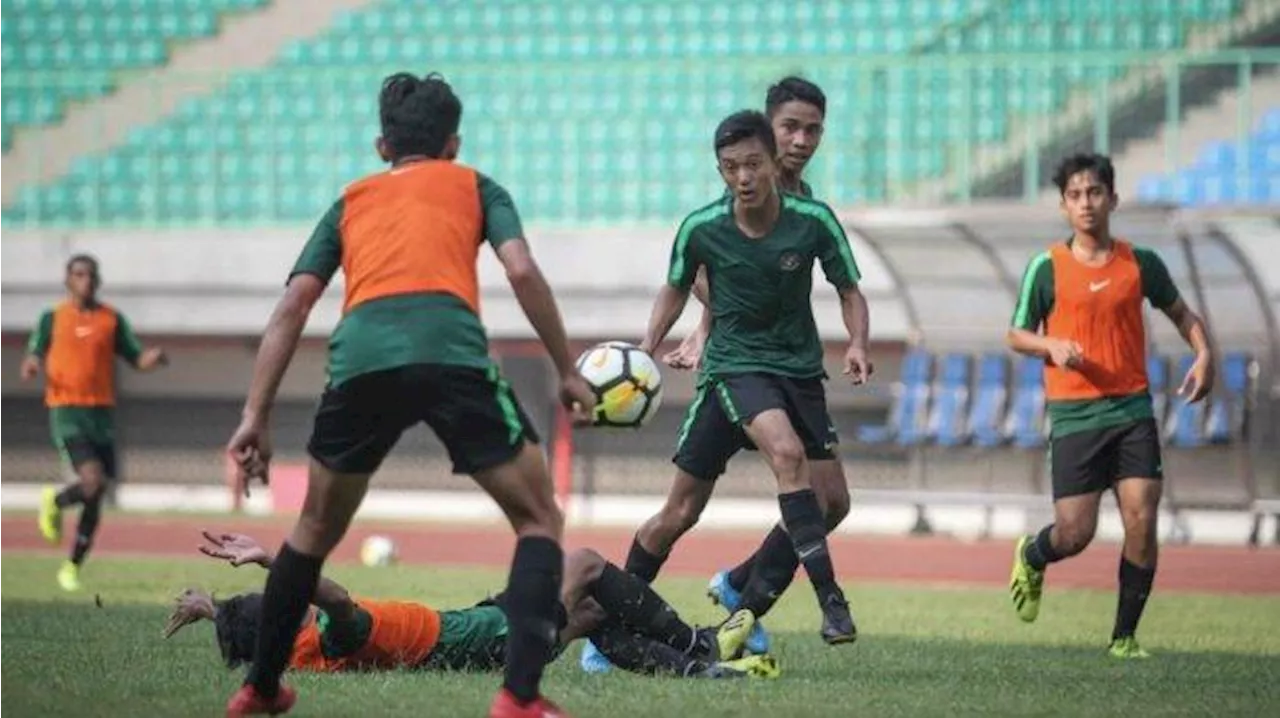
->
[1136,108,1280,204]
[1,0,1250,225]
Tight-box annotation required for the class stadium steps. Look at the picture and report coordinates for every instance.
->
[916,0,1280,202]
[0,0,382,208]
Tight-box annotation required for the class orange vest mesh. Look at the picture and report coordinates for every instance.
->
[1043,240,1150,401]
[339,161,485,315]
[289,599,442,673]
[44,302,121,407]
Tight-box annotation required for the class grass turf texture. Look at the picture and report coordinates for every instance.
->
[3,553,1278,717]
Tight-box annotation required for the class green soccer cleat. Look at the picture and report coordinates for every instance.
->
[1009,535,1044,623]
[38,486,62,545]
[719,653,781,679]
[716,608,756,661]
[1108,636,1151,659]
[57,561,81,592]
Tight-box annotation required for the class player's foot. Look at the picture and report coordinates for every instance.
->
[707,569,771,653]
[225,683,296,717]
[578,640,612,674]
[719,653,781,679]
[56,561,81,592]
[715,608,755,660]
[1009,535,1044,623]
[488,688,571,718]
[1108,636,1151,659]
[38,486,62,545]
[819,590,857,645]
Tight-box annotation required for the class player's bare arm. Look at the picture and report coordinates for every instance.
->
[1161,298,1215,402]
[19,352,41,380]
[135,346,169,371]
[663,267,712,371]
[1006,328,1083,369]
[494,238,595,424]
[639,284,691,356]
[838,283,873,384]
[197,530,356,620]
[226,274,326,490]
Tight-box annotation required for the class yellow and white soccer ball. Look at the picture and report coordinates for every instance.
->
[575,341,664,428]
[359,535,397,567]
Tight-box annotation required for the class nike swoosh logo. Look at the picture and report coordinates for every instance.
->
[1089,280,1111,292]
[797,545,821,561]
[74,327,94,337]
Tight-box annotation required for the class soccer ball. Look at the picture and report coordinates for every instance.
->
[360,535,397,567]
[576,341,664,428]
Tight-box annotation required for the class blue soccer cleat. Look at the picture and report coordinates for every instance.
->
[707,570,771,654]
[579,639,613,673]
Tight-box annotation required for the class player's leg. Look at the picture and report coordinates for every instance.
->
[1108,419,1162,658]
[568,549,696,654]
[40,408,101,546]
[1010,427,1111,623]
[230,370,409,716]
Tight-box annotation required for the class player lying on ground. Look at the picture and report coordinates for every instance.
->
[24,254,169,593]
[1006,153,1216,658]
[164,531,779,680]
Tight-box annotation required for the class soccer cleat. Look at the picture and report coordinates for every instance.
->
[707,570,771,654]
[57,561,81,592]
[225,683,297,717]
[1108,636,1151,659]
[715,608,756,660]
[488,688,571,718]
[38,486,62,545]
[578,640,613,674]
[719,653,781,679]
[1009,535,1045,623]
[819,590,857,645]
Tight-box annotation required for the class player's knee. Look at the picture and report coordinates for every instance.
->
[1119,503,1157,538]
[766,438,806,480]
[566,547,607,585]
[662,498,704,536]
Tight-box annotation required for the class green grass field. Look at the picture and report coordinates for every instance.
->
[3,553,1278,717]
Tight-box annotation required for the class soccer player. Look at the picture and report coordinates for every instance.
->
[22,254,168,592]
[165,531,778,680]
[637,109,870,648]
[1006,153,1215,658]
[220,72,596,718]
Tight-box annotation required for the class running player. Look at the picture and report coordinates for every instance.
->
[220,72,596,718]
[165,530,778,680]
[23,254,169,592]
[637,109,870,648]
[1006,153,1215,658]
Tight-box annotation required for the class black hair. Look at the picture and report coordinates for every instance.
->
[213,592,263,669]
[713,110,778,158]
[765,76,826,118]
[378,71,462,160]
[1052,153,1116,195]
[66,253,100,290]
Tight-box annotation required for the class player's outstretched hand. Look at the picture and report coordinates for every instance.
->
[226,416,272,496]
[199,530,271,568]
[19,356,39,381]
[560,371,597,427]
[162,587,216,639]
[1045,338,1084,369]
[663,331,705,372]
[1178,352,1215,403]
[843,343,874,385]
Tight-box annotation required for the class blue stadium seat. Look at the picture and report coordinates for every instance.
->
[968,353,1009,448]
[1148,354,1170,430]
[1005,356,1046,448]
[1139,108,1280,206]
[1166,354,1208,447]
[858,349,932,446]
[1206,352,1251,444]
[927,353,971,447]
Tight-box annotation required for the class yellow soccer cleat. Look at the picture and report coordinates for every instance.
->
[716,608,756,661]
[57,561,81,592]
[1009,535,1044,623]
[38,486,63,545]
[720,653,781,679]
[1108,636,1151,659]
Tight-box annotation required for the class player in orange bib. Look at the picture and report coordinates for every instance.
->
[21,254,169,592]
[1005,154,1215,658]
[164,531,778,681]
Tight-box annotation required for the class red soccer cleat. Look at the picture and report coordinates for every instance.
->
[488,688,571,718]
[226,683,297,717]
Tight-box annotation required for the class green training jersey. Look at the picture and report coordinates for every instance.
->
[666,192,861,380]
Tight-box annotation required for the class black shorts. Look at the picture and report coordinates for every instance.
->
[1049,418,1163,500]
[672,373,838,482]
[307,363,540,475]
[59,437,118,479]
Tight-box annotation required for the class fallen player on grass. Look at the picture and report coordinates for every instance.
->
[163,531,780,680]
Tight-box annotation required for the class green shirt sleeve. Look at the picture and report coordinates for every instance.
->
[1011,251,1054,331]
[26,309,53,357]
[477,173,525,249]
[289,199,344,285]
[1134,246,1181,311]
[812,202,861,290]
[666,214,704,291]
[113,312,144,365]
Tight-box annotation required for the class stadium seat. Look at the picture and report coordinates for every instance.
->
[1148,355,1170,430]
[1206,352,1251,444]
[1005,356,1047,448]
[926,353,971,447]
[1166,354,1208,447]
[968,353,1009,448]
[1138,109,1280,207]
[858,349,932,446]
